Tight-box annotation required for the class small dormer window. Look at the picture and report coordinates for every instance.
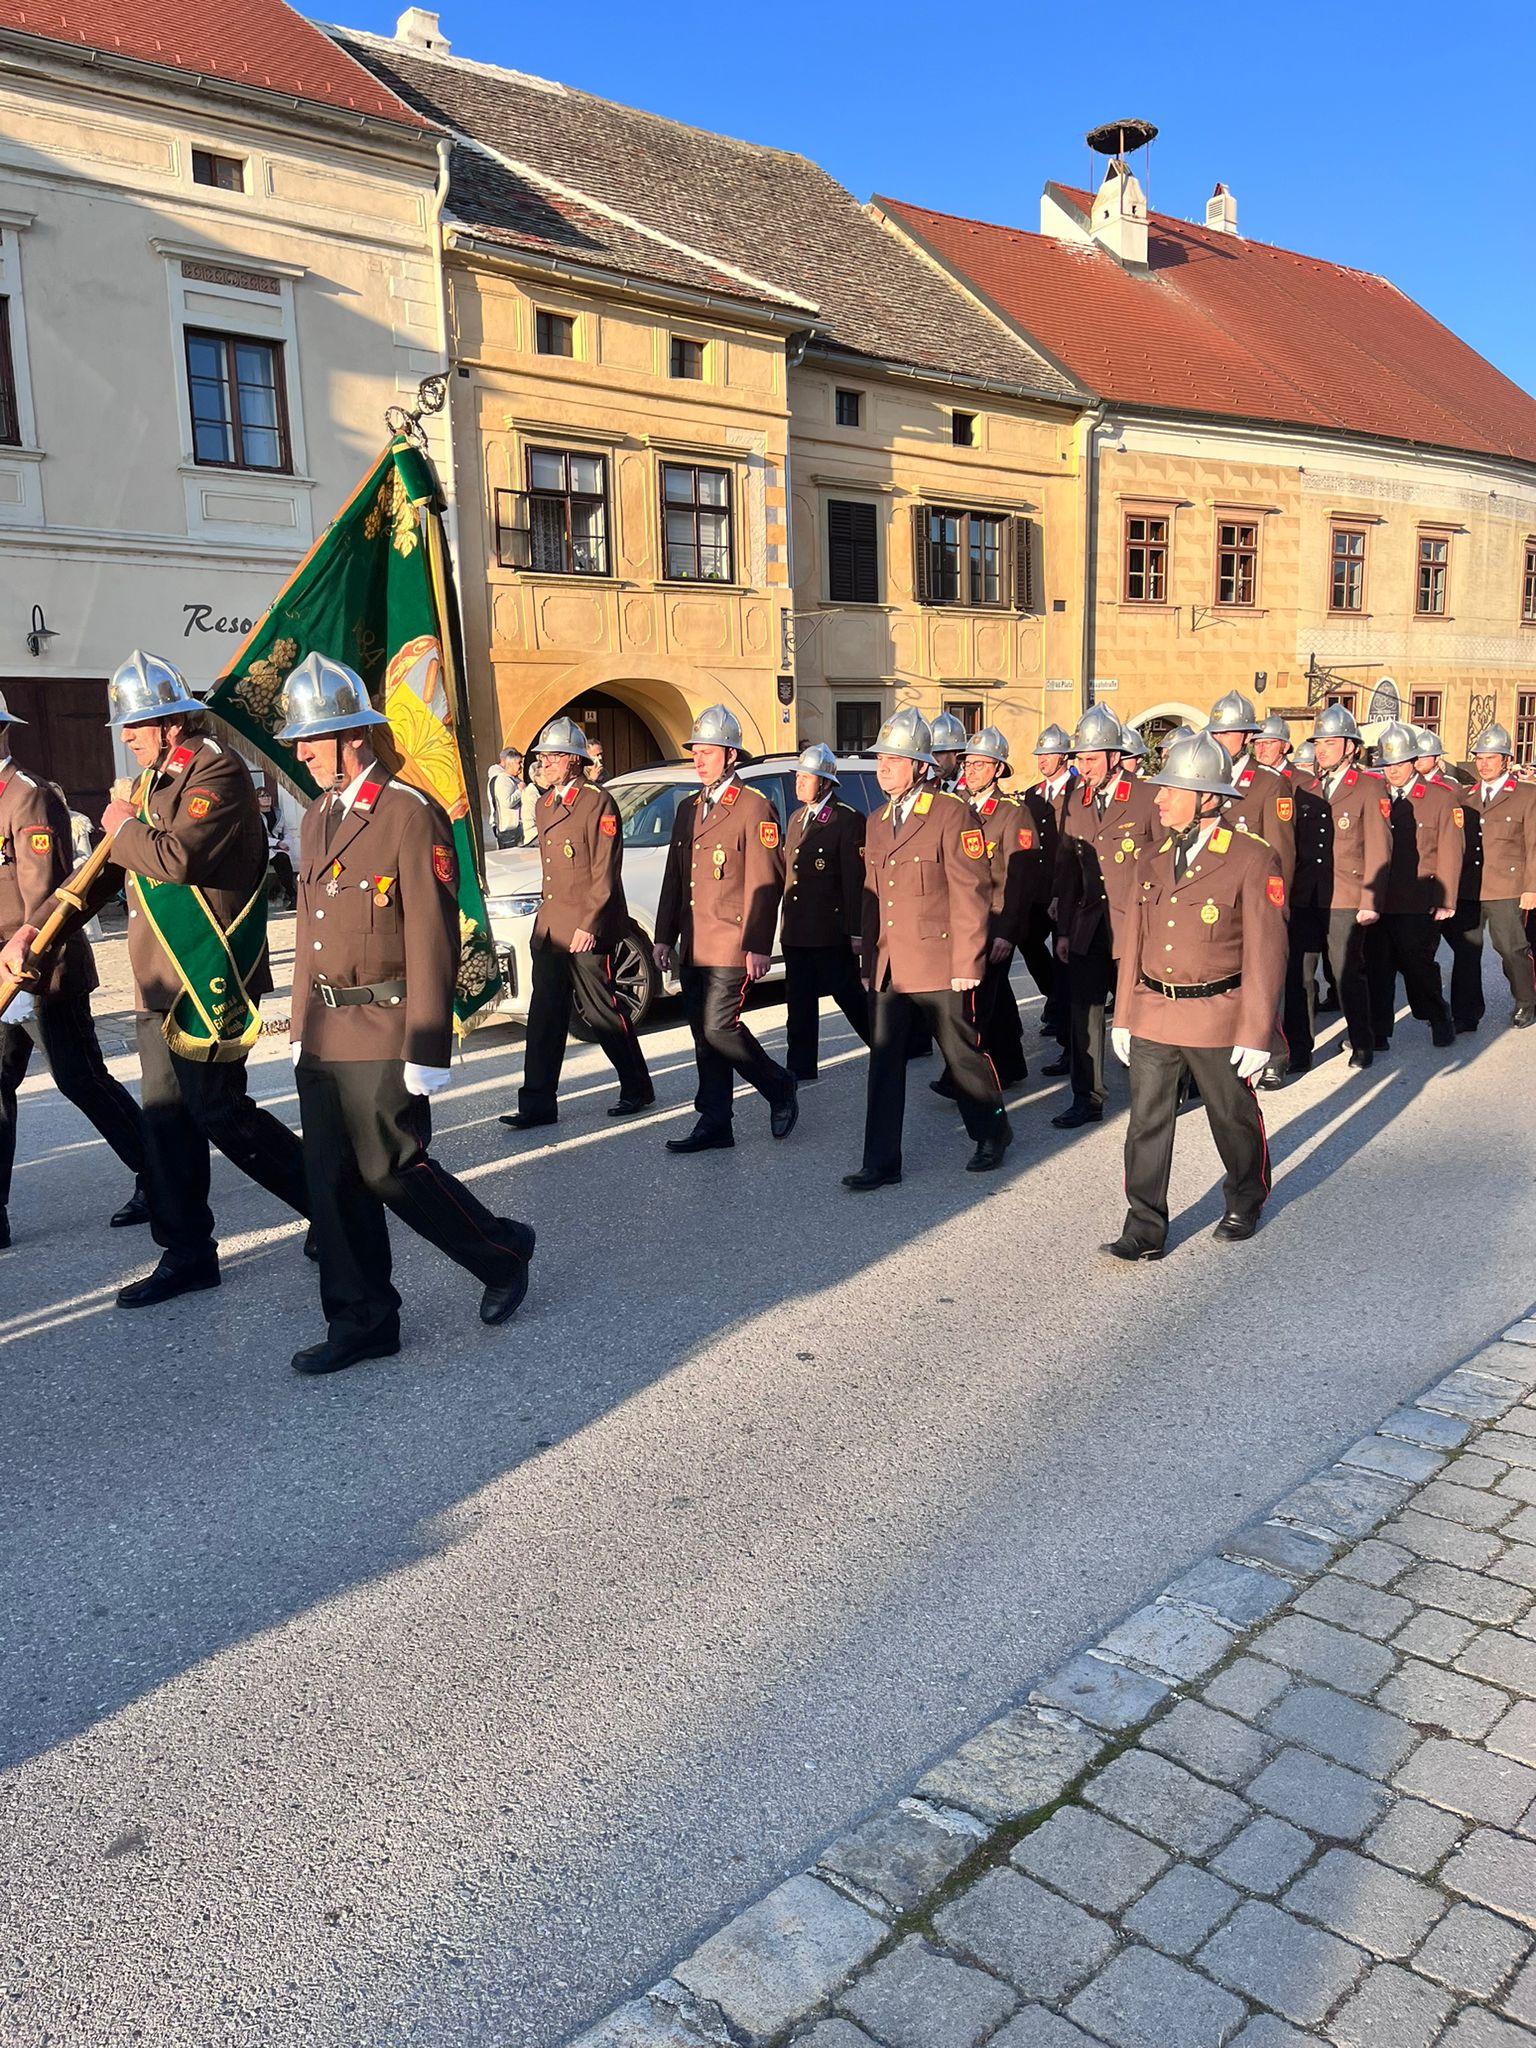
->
[192,149,246,192]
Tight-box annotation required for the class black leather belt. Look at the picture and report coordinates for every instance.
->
[314,977,406,1008]
[1140,972,1241,1000]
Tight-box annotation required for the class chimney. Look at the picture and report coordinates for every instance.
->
[1206,182,1239,236]
[394,7,450,52]
[1089,158,1148,268]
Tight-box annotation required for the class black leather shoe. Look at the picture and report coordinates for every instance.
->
[1041,1054,1071,1077]
[666,1124,734,1155]
[291,1329,401,1376]
[0,1205,9,1252]
[480,1221,536,1326]
[1348,1048,1374,1070]
[1052,1100,1103,1130]
[1102,1235,1163,1262]
[1287,1058,1313,1077]
[770,1075,799,1140]
[500,1110,558,1131]
[1257,1067,1286,1091]
[1455,1019,1480,1035]
[608,1092,657,1117]
[109,1184,150,1229]
[1373,1035,1392,1051]
[842,1166,901,1191]
[303,1225,320,1262]
[1213,1213,1258,1242]
[117,1255,220,1308]
[1515,1007,1536,1029]
[966,1124,1013,1173]
[1431,1019,1456,1048]
[929,1075,959,1099]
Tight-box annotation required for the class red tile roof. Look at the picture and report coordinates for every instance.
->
[879,184,1536,466]
[0,0,429,125]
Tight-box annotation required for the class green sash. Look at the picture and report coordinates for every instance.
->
[129,781,268,1062]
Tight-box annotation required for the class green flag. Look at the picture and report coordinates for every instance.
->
[207,437,500,1027]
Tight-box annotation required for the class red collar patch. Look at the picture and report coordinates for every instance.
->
[562,786,578,808]
[1342,767,1359,789]
[1080,786,1094,808]
[1410,781,1426,800]
[1237,767,1254,788]
[1113,779,1131,802]
[354,780,384,813]
[719,784,740,807]
[979,794,998,816]
[165,744,197,774]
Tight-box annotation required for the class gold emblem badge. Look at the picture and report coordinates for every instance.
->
[1201,903,1220,925]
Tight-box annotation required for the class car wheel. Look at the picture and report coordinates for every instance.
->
[570,925,657,1038]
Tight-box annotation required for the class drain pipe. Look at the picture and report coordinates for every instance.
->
[1079,403,1107,714]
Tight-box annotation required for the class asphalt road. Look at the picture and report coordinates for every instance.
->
[2,929,1532,2048]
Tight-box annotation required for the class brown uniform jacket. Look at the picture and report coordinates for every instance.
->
[1219,757,1296,889]
[1308,763,1391,916]
[1116,826,1288,1051]
[531,780,629,951]
[781,796,865,948]
[81,736,273,1014]
[1383,777,1464,916]
[0,762,97,1000]
[1460,777,1536,904]
[1054,774,1163,955]
[860,787,992,993]
[655,777,783,968]
[967,786,1048,946]
[291,775,459,1066]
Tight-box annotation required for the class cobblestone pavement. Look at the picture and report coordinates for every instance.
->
[575,1323,1536,2048]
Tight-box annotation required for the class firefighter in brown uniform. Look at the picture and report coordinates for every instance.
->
[1050,706,1161,1129]
[1206,691,1299,885]
[6,653,311,1305]
[938,724,1042,1092]
[1023,724,1073,1044]
[654,704,798,1153]
[1104,733,1288,1259]
[780,743,869,1082]
[281,656,535,1374]
[1448,721,1536,1033]
[501,716,653,1129]
[844,708,1009,1189]
[1306,702,1391,1069]
[0,689,145,1249]
[1364,722,1461,1048]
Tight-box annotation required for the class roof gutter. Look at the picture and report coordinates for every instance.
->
[442,226,819,337]
[804,342,1082,413]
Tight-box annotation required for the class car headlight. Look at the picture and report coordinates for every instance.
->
[486,893,542,920]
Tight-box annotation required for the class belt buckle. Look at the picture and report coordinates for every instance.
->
[317,980,338,1009]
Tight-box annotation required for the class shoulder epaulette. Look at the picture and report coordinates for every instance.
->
[1235,827,1270,847]
[388,779,430,805]
[915,790,934,814]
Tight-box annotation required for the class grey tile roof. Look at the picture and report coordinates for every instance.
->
[329,28,1079,397]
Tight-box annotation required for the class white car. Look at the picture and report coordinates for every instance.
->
[479,753,884,1030]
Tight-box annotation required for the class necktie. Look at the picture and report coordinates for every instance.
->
[322,794,342,854]
[1172,830,1196,884]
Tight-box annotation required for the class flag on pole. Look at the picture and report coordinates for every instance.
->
[206,430,501,1027]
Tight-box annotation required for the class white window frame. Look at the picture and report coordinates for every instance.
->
[0,211,43,530]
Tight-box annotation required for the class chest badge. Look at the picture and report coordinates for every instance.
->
[325,859,343,898]
[372,874,395,907]
[814,856,826,871]
[712,846,727,878]
[1120,836,1137,852]
[1201,903,1220,924]
[1339,814,1351,831]
[562,840,576,860]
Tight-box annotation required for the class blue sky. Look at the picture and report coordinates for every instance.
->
[342,0,1536,397]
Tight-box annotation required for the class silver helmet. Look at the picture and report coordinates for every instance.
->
[964,725,1011,768]
[1471,723,1513,756]
[1069,705,1125,754]
[1314,702,1361,742]
[275,654,389,742]
[1414,727,1445,760]
[1294,739,1318,773]
[1207,689,1261,734]
[873,706,936,765]
[1149,731,1236,797]
[688,703,743,751]
[1257,712,1291,743]
[1034,723,1072,756]
[795,742,839,784]
[928,711,969,755]
[1119,726,1149,762]
[0,687,26,727]
[107,650,204,730]
[530,715,592,762]
[1375,721,1420,767]
[1162,724,1197,751]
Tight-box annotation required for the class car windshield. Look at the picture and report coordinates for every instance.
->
[611,780,689,847]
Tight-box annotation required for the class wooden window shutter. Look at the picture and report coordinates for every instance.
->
[495,488,532,569]
[911,504,932,604]
[828,500,879,604]
[1013,516,1040,611]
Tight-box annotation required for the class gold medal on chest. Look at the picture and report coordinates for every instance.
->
[1340,813,1351,831]
[562,841,575,860]
[814,856,826,871]
[325,859,342,898]
[712,846,726,877]
[1201,903,1219,924]
[1121,836,1136,852]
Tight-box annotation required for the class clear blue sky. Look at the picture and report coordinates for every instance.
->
[341,0,1536,398]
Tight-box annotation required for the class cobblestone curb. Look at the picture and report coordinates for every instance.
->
[567,1317,1536,2048]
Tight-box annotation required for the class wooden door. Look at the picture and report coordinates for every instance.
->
[556,691,667,779]
[0,677,115,819]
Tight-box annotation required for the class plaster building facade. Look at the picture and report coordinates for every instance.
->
[0,0,443,812]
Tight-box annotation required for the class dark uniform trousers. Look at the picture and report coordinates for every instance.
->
[0,994,145,1206]
[1065,928,1115,1108]
[1311,911,1375,1056]
[975,952,1027,1084]
[1448,899,1536,1025]
[136,1012,309,1258]
[679,963,792,1130]
[1124,1039,1270,1249]
[862,981,1004,1175]
[783,944,869,1080]
[297,1056,528,1346]
[1282,909,1326,1070]
[519,935,651,1117]
[1366,915,1451,1039]
[1020,904,1062,1039]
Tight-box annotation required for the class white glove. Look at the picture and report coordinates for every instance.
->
[5,989,35,1026]
[1111,1026,1132,1067]
[290,1041,302,1067]
[1231,1045,1269,1081]
[404,1061,452,1097]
